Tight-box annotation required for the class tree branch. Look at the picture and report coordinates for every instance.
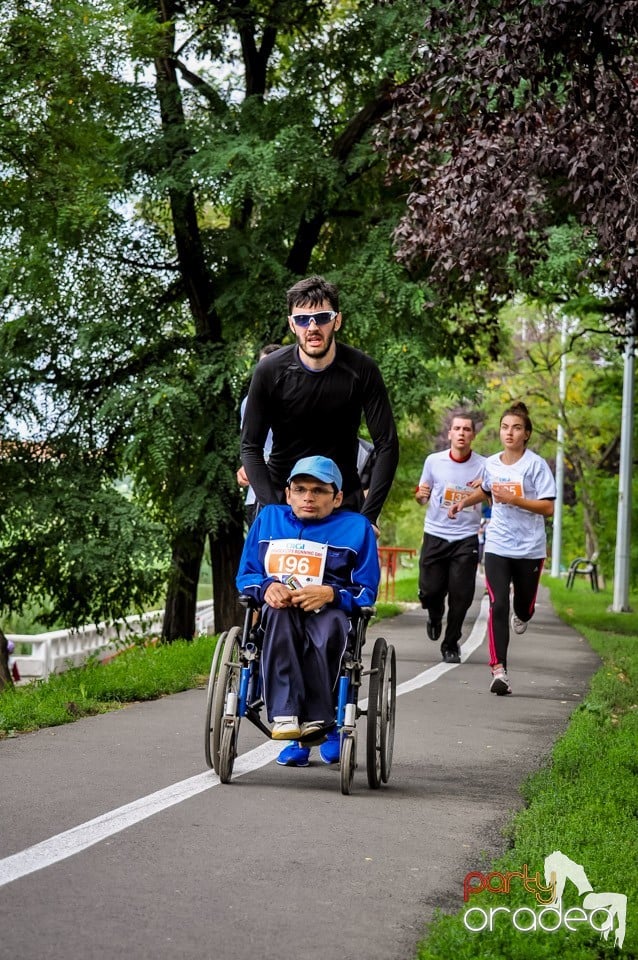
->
[173,58,227,114]
[286,81,396,274]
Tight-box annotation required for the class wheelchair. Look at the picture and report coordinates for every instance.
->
[204,595,397,795]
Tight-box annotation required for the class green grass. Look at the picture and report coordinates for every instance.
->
[372,565,419,619]
[0,635,216,736]
[416,576,638,960]
[380,562,419,602]
[0,581,418,737]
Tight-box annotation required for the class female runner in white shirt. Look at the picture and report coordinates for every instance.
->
[448,403,556,695]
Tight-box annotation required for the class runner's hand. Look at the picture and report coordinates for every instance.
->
[415,482,431,504]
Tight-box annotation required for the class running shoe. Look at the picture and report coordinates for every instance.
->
[426,618,442,642]
[442,646,461,664]
[490,666,512,696]
[511,614,528,634]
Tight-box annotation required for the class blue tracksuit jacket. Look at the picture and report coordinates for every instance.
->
[235,505,380,612]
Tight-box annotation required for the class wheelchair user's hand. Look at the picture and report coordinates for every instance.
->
[290,584,335,612]
[264,581,294,608]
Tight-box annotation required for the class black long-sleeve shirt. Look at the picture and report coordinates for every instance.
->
[240,343,399,526]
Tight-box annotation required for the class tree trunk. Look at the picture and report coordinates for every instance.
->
[0,626,13,693]
[154,1,220,342]
[161,529,206,642]
[154,8,221,644]
[210,503,245,633]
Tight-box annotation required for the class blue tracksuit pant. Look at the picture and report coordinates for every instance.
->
[260,606,350,723]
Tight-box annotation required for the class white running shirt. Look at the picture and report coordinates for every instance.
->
[482,449,556,558]
[420,450,486,541]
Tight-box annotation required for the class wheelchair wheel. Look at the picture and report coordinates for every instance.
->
[366,636,387,789]
[380,644,396,784]
[204,632,226,769]
[210,626,242,777]
[340,733,356,796]
[218,721,237,784]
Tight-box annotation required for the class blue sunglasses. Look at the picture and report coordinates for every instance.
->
[290,311,337,327]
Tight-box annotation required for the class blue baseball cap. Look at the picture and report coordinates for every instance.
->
[287,456,343,491]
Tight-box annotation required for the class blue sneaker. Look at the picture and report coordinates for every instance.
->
[319,731,341,765]
[276,742,310,767]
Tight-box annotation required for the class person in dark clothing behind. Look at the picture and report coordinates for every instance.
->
[240,275,399,532]
[237,342,282,527]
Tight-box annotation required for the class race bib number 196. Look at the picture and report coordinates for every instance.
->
[264,539,328,587]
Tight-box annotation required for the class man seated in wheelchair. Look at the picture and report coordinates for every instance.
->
[235,455,380,767]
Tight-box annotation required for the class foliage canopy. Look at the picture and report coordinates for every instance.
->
[382,0,638,327]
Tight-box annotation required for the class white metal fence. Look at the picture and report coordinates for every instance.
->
[9,600,215,680]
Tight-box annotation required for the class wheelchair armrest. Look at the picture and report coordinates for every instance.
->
[357,606,376,623]
[238,594,260,609]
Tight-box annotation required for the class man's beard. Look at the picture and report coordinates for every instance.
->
[297,329,335,361]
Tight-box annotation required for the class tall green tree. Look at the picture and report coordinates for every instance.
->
[1,0,451,638]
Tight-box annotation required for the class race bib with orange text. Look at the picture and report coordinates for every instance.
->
[442,484,476,508]
[264,539,328,587]
[492,480,524,498]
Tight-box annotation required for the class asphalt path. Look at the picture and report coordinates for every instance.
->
[0,578,600,960]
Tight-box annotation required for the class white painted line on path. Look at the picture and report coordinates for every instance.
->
[0,596,488,888]
[0,740,282,888]
[395,592,489,696]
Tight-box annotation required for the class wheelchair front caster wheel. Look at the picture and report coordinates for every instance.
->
[219,722,237,784]
[340,734,356,795]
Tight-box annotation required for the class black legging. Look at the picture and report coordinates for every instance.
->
[484,553,544,670]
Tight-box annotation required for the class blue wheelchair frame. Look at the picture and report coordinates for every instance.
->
[204,595,396,795]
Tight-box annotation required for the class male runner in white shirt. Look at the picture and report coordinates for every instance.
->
[416,411,485,663]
